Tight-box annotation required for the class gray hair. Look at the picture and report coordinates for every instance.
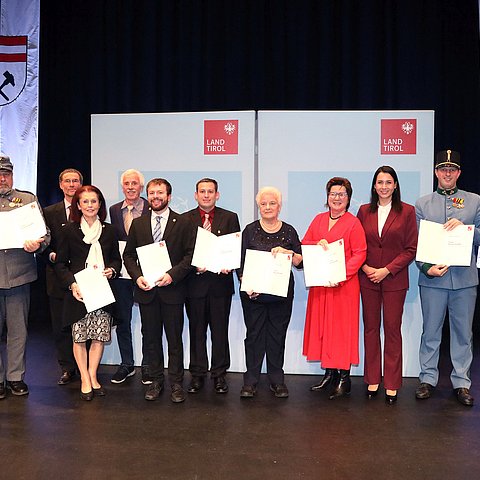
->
[121,169,145,188]
[256,186,282,207]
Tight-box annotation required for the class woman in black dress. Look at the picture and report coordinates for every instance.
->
[55,185,121,401]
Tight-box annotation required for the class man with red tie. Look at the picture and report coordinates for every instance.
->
[183,178,240,394]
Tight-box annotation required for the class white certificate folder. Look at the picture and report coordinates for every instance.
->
[136,241,173,287]
[74,268,116,313]
[191,227,241,273]
[301,239,347,287]
[416,219,474,267]
[240,250,292,297]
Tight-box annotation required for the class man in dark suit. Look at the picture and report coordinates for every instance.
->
[42,168,83,385]
[109,169,150,385]
[123,178,194,403]
[183,178,240,394]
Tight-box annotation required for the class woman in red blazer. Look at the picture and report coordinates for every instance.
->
[357,166,417,404]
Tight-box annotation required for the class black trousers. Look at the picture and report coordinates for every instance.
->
[240,293,293,386]
[139,298,184,385]
[186,294,232,378]
[49,295,76,372]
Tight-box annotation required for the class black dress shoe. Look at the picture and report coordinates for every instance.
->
[80,390,93,401]
[240,385,257,398]
[0,382,6,400]
[310,368,338,391]
[7,381,29,396]
[145,381,163,401]
[385,391,398,405]
[455,388,474,407]
[214,376,229,394]
[170,384,186,403]
[58,370,76,385]
[187,377,204,393]
[270,383,289,398]
[366,386,379,399]
[415,382,434,399]
[93,386,106,397]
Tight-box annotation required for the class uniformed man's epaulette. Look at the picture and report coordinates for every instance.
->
[13,189,35,196]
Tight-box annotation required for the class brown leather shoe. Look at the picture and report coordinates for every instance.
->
[455,388,474,407]
[415,382,434,399]
[170,384,186,403]
[58,370,76,385]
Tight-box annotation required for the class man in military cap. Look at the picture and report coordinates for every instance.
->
[415,149,480,406]
[0,154,50,399]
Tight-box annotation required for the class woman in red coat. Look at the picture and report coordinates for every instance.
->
[357,166,417,404]
[303,177,366,399]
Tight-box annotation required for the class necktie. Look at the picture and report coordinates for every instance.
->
[153,215,162,242]
[124,205,134,234]
[203,213,211,232]
[66,205,71,221]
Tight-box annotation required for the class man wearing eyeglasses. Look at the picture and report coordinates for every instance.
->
[43,168,83,385]
[415,150,480,406]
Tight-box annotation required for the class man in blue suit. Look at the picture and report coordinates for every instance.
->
[415,150,480,406]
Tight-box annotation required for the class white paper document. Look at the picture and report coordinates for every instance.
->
[240,249,293,297]
[136,241,173,287]
[0,202,47,249]
[118,241,131,279]
[416,219,474,267]
[74,267,116,313]
[191,227,241,273]
[301,239,347,287]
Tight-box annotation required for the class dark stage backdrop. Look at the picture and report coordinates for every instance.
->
[36,0,479,205]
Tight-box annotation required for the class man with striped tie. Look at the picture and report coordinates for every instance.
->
[123,178,195,403]
[184,178,240,394]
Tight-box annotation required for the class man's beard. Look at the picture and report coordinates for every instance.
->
[150,198,169,212]
[0,185,11,195]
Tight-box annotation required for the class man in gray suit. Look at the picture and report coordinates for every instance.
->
[415,150,480,407]
[0,154,50,399]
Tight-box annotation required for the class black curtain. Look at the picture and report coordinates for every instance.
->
[37,0,480,204]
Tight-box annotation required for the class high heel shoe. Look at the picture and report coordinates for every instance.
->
[385,390,398,405]
[310,369,338,391]
[93,386,106,397]
[366,385,379,399]
[80,390,93,401]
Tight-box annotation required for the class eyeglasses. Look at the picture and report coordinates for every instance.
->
[328,192,348,199]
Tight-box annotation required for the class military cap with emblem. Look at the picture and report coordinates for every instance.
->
[0,153,13,172]
[435,149,461,169]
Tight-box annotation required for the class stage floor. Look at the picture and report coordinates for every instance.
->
[1,322,479,480]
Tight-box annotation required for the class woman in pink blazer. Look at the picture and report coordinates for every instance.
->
[357,166,417,404]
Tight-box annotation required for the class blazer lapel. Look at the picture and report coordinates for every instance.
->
[381,209,398,239]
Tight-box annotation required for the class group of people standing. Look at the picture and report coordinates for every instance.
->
[0,149,477,408]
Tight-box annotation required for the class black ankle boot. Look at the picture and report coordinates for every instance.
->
[310,369,338,391]
[329,369,351,399]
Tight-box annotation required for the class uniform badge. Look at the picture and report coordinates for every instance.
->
[452,197,464,209]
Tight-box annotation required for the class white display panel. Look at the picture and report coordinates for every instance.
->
[258,110,434,376]
[91,111,256,372]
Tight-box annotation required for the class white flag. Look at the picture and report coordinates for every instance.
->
[0,0,40,193]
